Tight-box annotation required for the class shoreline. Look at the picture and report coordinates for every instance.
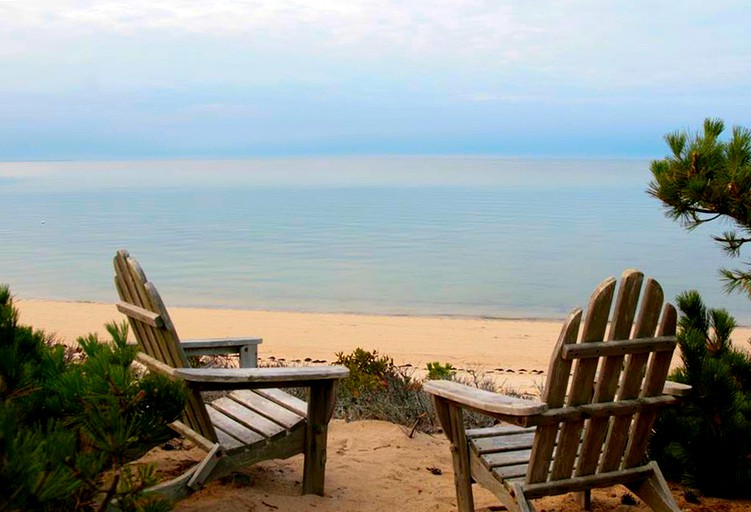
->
[16,298,751,393]
[15,296,570,323]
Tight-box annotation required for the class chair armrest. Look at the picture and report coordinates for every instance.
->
[662,380,691,397]
[136,352,179,378]
[181,337,262,348]
[181,337,263,368]
[423,380,547,417]
[173,366,350,390]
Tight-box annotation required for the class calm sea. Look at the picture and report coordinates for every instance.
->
[1,157,749,323]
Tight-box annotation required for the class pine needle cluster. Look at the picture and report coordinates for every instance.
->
[648,118,751,296]
[0,285,187,511]
[649,291,751,497]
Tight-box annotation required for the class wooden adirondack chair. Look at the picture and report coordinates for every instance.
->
[424,270,691,512]
[113,249,349,501]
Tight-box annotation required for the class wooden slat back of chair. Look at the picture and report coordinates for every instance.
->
[113,249,217,442]
[526,269,677,485]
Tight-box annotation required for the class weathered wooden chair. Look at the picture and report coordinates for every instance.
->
[424,270,691,512]
[113,249,349,501]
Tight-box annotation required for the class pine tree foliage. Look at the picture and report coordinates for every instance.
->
[0,285,187,511]
[649,291,751,497]
[648,118,751,296]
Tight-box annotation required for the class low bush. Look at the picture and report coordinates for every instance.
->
[332,348,433,428]
[334,348,396,397]
[331,348,497,432]
[426,361,456,380]
[0,285,187,511]
[650,291,751,497]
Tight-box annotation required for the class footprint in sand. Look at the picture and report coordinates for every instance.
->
[335,437,352,455]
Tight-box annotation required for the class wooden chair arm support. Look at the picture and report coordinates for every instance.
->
[423,380,547,417]
[662,380,691,397]
[181,337,262,349]
[136,351,349,386]
[136,352,180,378]
[181,337,262,368]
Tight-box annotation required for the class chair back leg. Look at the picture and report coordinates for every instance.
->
[624,462,681,512]
[578,490,591,510]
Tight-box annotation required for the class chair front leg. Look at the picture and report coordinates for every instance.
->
[434,396,475,512]
[302,380,337,495]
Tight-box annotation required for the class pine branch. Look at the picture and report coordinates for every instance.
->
[97,463,121,512]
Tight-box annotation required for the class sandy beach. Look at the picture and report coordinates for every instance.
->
[15,298,751,511]
[17,298,751,391]
[149,419,748,512]
[17,299,572,390]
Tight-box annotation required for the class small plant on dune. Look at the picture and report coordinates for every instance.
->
[333,348,435,428]
[650,291,751,497]
[426,361,456,380]
[334,348,396,396]
[0,285,187,511]
[331,348,498,432]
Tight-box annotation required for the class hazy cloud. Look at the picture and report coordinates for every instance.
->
[1,1,749,158]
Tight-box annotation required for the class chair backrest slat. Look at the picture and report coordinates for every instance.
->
[620,303,678,468]
[526,269,678,485]
[600,278,664,472]
[574,271,645,478]
[114,255,161,361]
[526,311,582,484]
[113,249,216,442]
[115,254,179,367]
[632,279,664,338]
[526,311,581,484]
[549,277,617,481]
[608,271,644,340]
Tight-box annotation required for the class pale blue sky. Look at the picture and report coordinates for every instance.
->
[1,1,749,160]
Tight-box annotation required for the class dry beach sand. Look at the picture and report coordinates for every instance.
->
[17,299,572,390]
[15,299,751,511]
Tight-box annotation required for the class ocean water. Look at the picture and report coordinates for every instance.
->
[1,157,749,323]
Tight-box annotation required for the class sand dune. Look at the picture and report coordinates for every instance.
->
[15,299,751,510]
[142,419,746,512]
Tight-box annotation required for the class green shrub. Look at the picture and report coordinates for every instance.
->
[334,348,395,396]
[426,361,456,380]
[332,348,433,428]
[650,290,751,497]
[0,285,187,511]
[329,348,498,432]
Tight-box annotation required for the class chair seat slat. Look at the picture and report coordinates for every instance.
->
[213,427,244,451]
[230,390,306,429]
[483,449,533,468]
[466,425,535,439]
[470,433,535,455]
[210,397,287,440]
[492,463,529,481]
[254,388,309,417]
[206,407,266,446]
